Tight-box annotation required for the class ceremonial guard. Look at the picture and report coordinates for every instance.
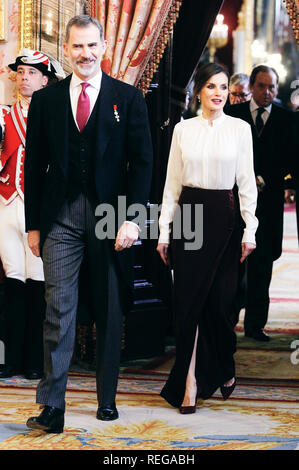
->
[0,50,64,379]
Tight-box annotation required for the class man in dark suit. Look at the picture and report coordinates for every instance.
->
[227,65,294,342]
[25,15,152,433]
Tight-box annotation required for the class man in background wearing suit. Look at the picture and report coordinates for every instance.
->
[227,65,294,342]
[25,15,152,433]
[228,73,252,326]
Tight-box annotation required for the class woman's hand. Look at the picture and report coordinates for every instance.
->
[240,242,256,263]
[156,243,170,265]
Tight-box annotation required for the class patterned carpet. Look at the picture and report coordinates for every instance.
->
[0,370,298,402]
[0,208,298,450]
[0,359,298,450]
[0,387,298,450]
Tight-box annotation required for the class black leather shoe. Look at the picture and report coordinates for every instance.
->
[26,406,64,433]
[245,329,270,342]
[97,403,119,421]
[220,378,236,400]
[0,366,23,378]
[25,370,43,380]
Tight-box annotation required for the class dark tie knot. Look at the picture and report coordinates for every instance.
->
[255,107,265,135]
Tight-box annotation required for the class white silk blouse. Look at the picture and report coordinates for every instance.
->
[158,112,258,245]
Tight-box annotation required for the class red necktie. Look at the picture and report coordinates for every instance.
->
[76,82,90,132]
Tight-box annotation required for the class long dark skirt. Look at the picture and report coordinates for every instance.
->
[160,186,241,407]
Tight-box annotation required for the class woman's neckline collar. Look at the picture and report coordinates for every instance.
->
[197,111,226,127]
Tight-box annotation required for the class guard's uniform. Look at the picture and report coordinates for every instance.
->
[0,101,44,281]
[0,101,45,376]
[0,49,64,378]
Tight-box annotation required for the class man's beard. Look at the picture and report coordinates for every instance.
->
[75,58,100,77]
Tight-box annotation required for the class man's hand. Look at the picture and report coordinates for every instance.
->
[28,230,41,257]
[256,175,265,192]
[240,242,256,263]
[156,243,170,266]
[284,189,296,204]
[114,221,139,251]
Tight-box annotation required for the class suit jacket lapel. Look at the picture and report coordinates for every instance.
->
[94,72,119,163]
[244,101,255,130]
[51,75,72,178]
[261,104,277,137]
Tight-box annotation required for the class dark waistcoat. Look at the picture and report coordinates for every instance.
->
[67,104,98,203]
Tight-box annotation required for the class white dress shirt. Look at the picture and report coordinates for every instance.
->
[158,112,258,245]
[250,98,272,126]
[70,70,102,130]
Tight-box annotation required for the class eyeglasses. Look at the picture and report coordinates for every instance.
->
[230,92,251,98]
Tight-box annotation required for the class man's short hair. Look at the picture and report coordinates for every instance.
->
[250,65,279,86]
[65,14,104,43]
[229,73,249,88]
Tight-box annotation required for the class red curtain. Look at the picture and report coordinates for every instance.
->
[283,0,299,43]
[86,0,183,92]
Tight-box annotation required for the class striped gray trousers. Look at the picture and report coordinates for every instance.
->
[37,193,123,411]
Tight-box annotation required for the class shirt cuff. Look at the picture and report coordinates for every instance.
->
[124,220,141,233]
[158,227,170,244]
[241,229,256,245]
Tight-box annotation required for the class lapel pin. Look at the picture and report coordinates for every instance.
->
[113,104,120,122]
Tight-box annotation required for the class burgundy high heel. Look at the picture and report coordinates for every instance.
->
[179,403,197,414]
[220,378,236,400]
[179,386,198,414]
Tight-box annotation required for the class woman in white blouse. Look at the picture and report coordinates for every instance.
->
[157,63,258,414]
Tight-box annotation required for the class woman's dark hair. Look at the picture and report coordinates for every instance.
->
[191,63,230,110]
